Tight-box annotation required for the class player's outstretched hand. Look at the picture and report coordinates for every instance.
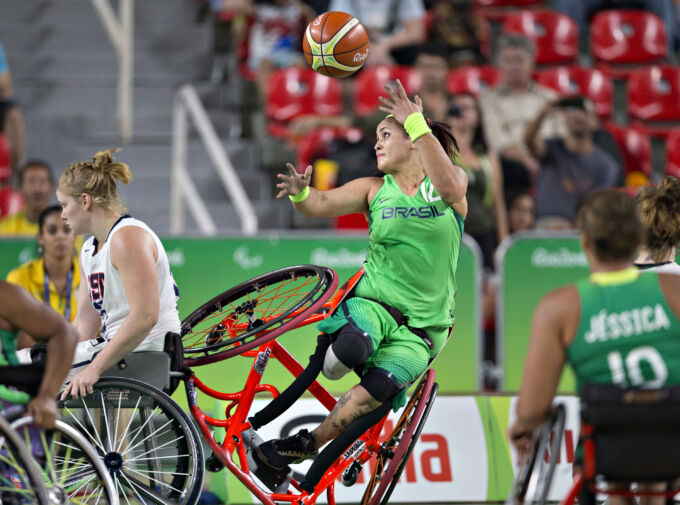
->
[277,163,312,199]
[378,79,423,125]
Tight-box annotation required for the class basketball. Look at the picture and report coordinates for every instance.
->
[302,11,370,78]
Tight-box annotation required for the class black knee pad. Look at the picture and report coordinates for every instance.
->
[360,368,403,403]
[322,324,372,380]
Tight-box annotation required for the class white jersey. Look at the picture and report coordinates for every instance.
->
[80,216,180,350]
[637,262,680,275]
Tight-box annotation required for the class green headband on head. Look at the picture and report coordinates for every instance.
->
[385,114,394,119]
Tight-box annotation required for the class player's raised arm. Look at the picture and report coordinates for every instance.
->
[277,162,380,218]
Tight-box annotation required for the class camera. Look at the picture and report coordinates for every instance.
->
[448,104,462,118]
[556,96,586,110]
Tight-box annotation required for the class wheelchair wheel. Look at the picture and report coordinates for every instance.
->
[8,413,119,505]
[507,404,566,505]
[0,414,50,505]
[58,377,203,505]
[361,369,437,505]
[182,265,337,366]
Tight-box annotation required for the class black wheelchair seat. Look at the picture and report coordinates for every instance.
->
[581,382,680,482]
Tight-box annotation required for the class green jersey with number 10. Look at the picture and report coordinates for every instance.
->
[568,268,680,394]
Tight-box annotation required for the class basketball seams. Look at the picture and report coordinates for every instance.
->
[303,11,369,78]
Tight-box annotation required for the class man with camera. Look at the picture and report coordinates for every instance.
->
[525,96,620,229]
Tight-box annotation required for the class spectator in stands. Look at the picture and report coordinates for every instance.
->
[6,205,79,350]
[413,43,452,122]
[446,93,507,271]
[329,0,426,65]
[506,188,535,235]
[212,0,313,101]
[0,160,53,236]
[525,97,619,230]
[554,0,679,54]
[0,42,25,181]
[425,0,490,67]
[479,34,564,196]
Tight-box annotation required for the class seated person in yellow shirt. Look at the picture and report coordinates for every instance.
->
[6,205,79,349]
[0,159,53,235]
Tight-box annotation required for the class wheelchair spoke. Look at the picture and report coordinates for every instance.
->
[63,404,107,454]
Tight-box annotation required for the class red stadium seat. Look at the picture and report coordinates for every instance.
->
[604,122,652,186]
[333,213,368,231]
[535,66,613,119]
[265,68,343,137]
[628,65,680,136]
[473,0,544,22]
[665,128,680,178]
[354,66,421,116]
[447,65,500,96]
[502,9,578,65]
[295,126,363,170]
[590,10,667,77]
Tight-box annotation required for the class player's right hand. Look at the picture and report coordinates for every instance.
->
[277,163,312,199]
[27,393,58,430]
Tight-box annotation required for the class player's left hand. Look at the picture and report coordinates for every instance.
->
[508,421,536,464]
[60,366,100,400]
[378,79,423,125]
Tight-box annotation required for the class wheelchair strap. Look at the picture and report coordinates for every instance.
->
[371,299,433,351]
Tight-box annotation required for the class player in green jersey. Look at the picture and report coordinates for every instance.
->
[509,189,680,505]
[0,280,77,428]
[253,80,468,480]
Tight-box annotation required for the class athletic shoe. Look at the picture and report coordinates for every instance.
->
[254,429,318,470]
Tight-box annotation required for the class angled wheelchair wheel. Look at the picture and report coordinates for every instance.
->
[507,404,566,505]
[182,265,338,366]
[0,413,50,505]
[361,369,437,505]
[8,413,119,505]
[58,377,203,505]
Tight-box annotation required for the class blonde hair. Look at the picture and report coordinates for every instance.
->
[637,176,680,262]
[58,148,132,214]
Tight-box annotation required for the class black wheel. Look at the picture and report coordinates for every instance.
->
[58,377,204,505]
[181,265,337,366]
[361,369,437,505]
[507,404,566,505]
[0,413,50,504]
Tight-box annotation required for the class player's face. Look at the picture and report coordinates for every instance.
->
[374,120,411,172]
[38,211,75,259]
[56,189,88,235]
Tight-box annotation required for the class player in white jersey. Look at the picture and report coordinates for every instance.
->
[47,148,179,399]
[634,176,680,275]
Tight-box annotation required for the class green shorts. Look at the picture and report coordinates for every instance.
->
[318,296,445,409]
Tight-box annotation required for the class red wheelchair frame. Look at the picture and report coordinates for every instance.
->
[180,266,439,505]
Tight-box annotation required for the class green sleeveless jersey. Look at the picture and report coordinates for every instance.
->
[568,268,680,394]
[354,174,464,335]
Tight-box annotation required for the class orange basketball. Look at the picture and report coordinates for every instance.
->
[302,11,370,78]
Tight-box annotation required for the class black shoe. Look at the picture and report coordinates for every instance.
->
[254,429,318,470]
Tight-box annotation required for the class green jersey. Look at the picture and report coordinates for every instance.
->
[354,174,464,335]
[568,268,680,394]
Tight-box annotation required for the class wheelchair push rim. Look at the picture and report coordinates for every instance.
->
[181,265,338,366]
[508,403,566,505]
[361,368,437,505]
[0,413,51,505]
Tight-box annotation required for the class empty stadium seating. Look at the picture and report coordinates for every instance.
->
[590,10,667,77]
[473,0,544,22]
[502,9,578,65]
[354,66,421,116]
[535,66,613,119]
[265,68,343,138]
[665,128,680,178]
[628,65,680,136]
[447,65,500,96]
